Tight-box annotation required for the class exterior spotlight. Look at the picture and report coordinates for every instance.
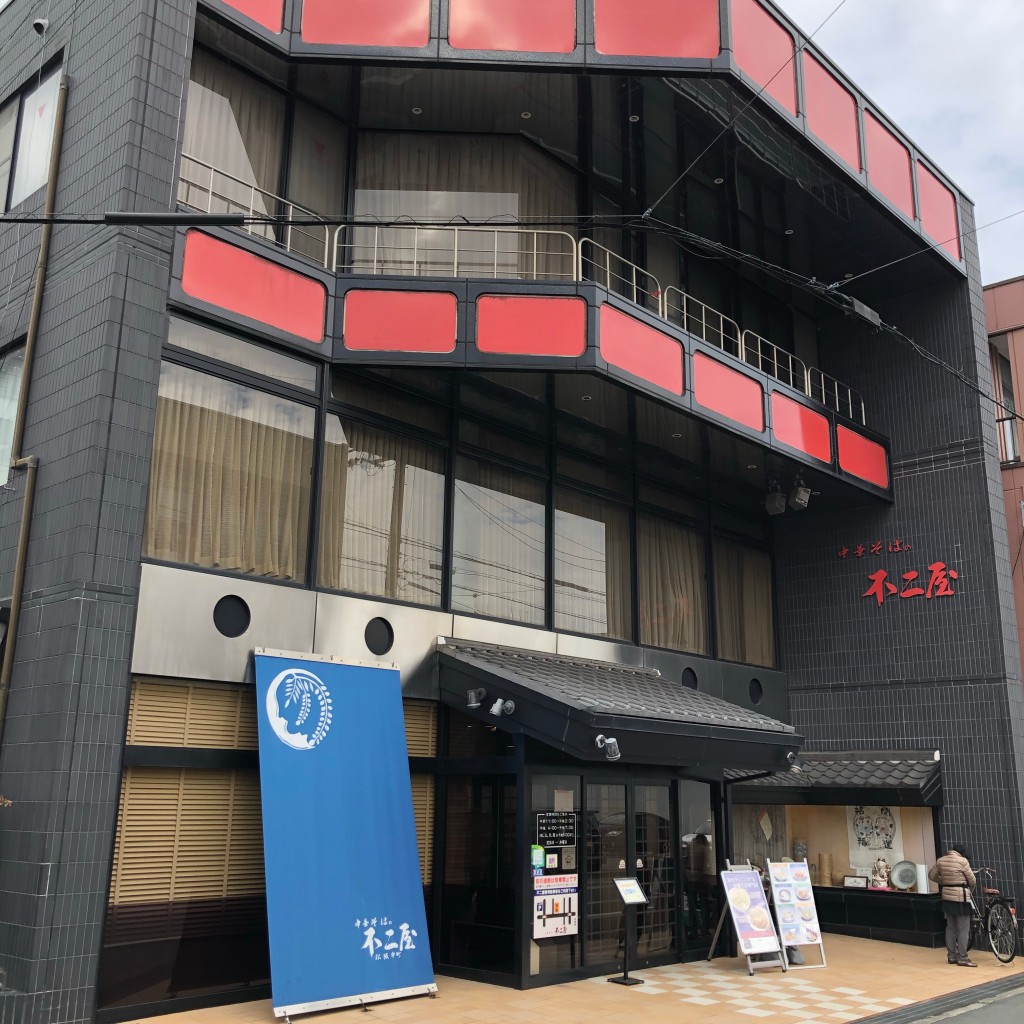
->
[489,698,515,717]
[595,735,621,761]
[788,477,811,511]
[33,18,49,35]
[765,481,786,516]
[466,688,486,709]
[786,750,805,772]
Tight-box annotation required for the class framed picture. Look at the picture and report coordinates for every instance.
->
[843,875,869,888]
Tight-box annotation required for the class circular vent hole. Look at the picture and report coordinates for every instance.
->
[749,678,764,705]
[365,617,395,656]
[213,595,251,638]
[681,667,698,690]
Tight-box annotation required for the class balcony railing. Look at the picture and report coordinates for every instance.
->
[178,155,866,425]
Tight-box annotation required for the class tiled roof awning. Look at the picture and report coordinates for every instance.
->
[730,750,943,806]
[437,640,801,773]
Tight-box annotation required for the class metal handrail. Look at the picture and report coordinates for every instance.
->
[807,367,867,425]
[741,330,808,393]
[331,223,577,281]
[579,239,662,314]
[178,153,330,266]
[663,287,742,359]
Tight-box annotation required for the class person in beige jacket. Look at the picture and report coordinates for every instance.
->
[928,845,977,966]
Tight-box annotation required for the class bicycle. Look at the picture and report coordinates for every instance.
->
[964,867,1018,964]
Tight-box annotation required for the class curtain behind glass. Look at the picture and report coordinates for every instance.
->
[714,538,775,667]
[144,363,313,581]
[555,490,631,640]
[352,132,577,278]
[638,514,708,654]
[181,51,284,225]
[0,347,25,484]
[8,69,60,208]
[453,458,545,624]
[0,100,17,208]
[287,102,347,261]
[319,419,445,606]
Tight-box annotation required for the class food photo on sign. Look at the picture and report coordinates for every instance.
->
[723,869,780,955]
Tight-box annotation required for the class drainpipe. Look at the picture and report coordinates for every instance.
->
[0,75,70,745]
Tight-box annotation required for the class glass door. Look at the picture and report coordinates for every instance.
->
[583,781,676,969]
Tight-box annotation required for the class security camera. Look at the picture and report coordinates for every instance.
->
[32,18,50,36]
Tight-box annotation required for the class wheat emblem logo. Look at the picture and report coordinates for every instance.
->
[265,668,334,750]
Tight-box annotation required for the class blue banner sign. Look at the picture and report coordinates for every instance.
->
[253,650,436,1017]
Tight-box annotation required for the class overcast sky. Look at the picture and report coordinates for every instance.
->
[772,0,1024,285]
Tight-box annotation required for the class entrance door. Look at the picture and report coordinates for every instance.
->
[584,781,676,969]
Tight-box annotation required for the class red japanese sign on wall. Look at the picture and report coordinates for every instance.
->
[863,562,959,607]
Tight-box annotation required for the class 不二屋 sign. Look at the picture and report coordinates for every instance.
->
[863,561,959,606]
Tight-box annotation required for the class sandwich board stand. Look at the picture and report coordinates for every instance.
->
[708,860,787,975]
[767,860,827,970]
[608,878,648,986]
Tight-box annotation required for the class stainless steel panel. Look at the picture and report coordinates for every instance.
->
[313,594,453,699]
[554,633,643,666]
[642,648,725,699]
[450,616,557,653]
[132,564,317,682]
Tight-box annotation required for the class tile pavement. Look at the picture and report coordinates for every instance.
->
[122,934,1022,1024]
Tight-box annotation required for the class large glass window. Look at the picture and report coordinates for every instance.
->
[2,68,60,210]
[554,489,631,639]
[638,515,708,654]
[144,363,314,581]
[318,419,445,605]
[0,345,25,484]
[714,538,775,666]
[452,457,546,624]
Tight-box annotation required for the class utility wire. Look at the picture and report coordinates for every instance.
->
[642,0,852,220]
[833,206,1024,288]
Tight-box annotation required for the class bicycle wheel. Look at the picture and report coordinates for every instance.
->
[986,902,1018,963]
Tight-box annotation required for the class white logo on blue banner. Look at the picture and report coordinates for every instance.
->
[254,652,437,1017]
[265,667,333,750]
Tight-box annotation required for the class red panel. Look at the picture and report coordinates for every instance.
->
[599,306,683,395]
[450,0,576,53]
[731,0,797,115]
[344,291,457,352]
[693,352,764,432]
[219,0,283,33]
[476,296,586,356]
[594,0,721,58]
[917,162,961,261]
[302,0,430,47]
[803,53,860,171]
[864,112,915,220]
[181,232,326,343]
[837,425,889,489]
[770,393,831,463]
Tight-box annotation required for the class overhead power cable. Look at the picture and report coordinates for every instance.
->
[642,0,852,220]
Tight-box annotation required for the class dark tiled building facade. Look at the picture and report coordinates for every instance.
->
[0,1,1021,1022]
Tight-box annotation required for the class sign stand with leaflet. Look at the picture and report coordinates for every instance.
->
[766,860,827,970]
[707,860,787,976]
[608,878,648,986]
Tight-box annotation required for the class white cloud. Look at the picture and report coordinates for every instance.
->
[772,0,1024,283]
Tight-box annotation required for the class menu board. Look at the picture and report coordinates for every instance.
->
[721,869,780,955]
[767,860,821,948]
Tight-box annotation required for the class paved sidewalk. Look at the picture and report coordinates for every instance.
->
[126,934,1023,1024]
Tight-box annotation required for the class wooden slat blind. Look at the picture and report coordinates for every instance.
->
[110,767,265,906]
[410,774,435,886]
[127,678,258,749]
[403,700,437,757]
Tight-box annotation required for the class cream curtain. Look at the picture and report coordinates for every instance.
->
[143,363,314,581]
[714,538,776,667]
[554,490,631,640]
[318,418,445,605]
[638,514,708,654]
[0,346,25,483]
[0,98,17,207]
[8,69,60,208]
[452,458,546,624]
[352,132,577,277]
[181,51,284,221]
